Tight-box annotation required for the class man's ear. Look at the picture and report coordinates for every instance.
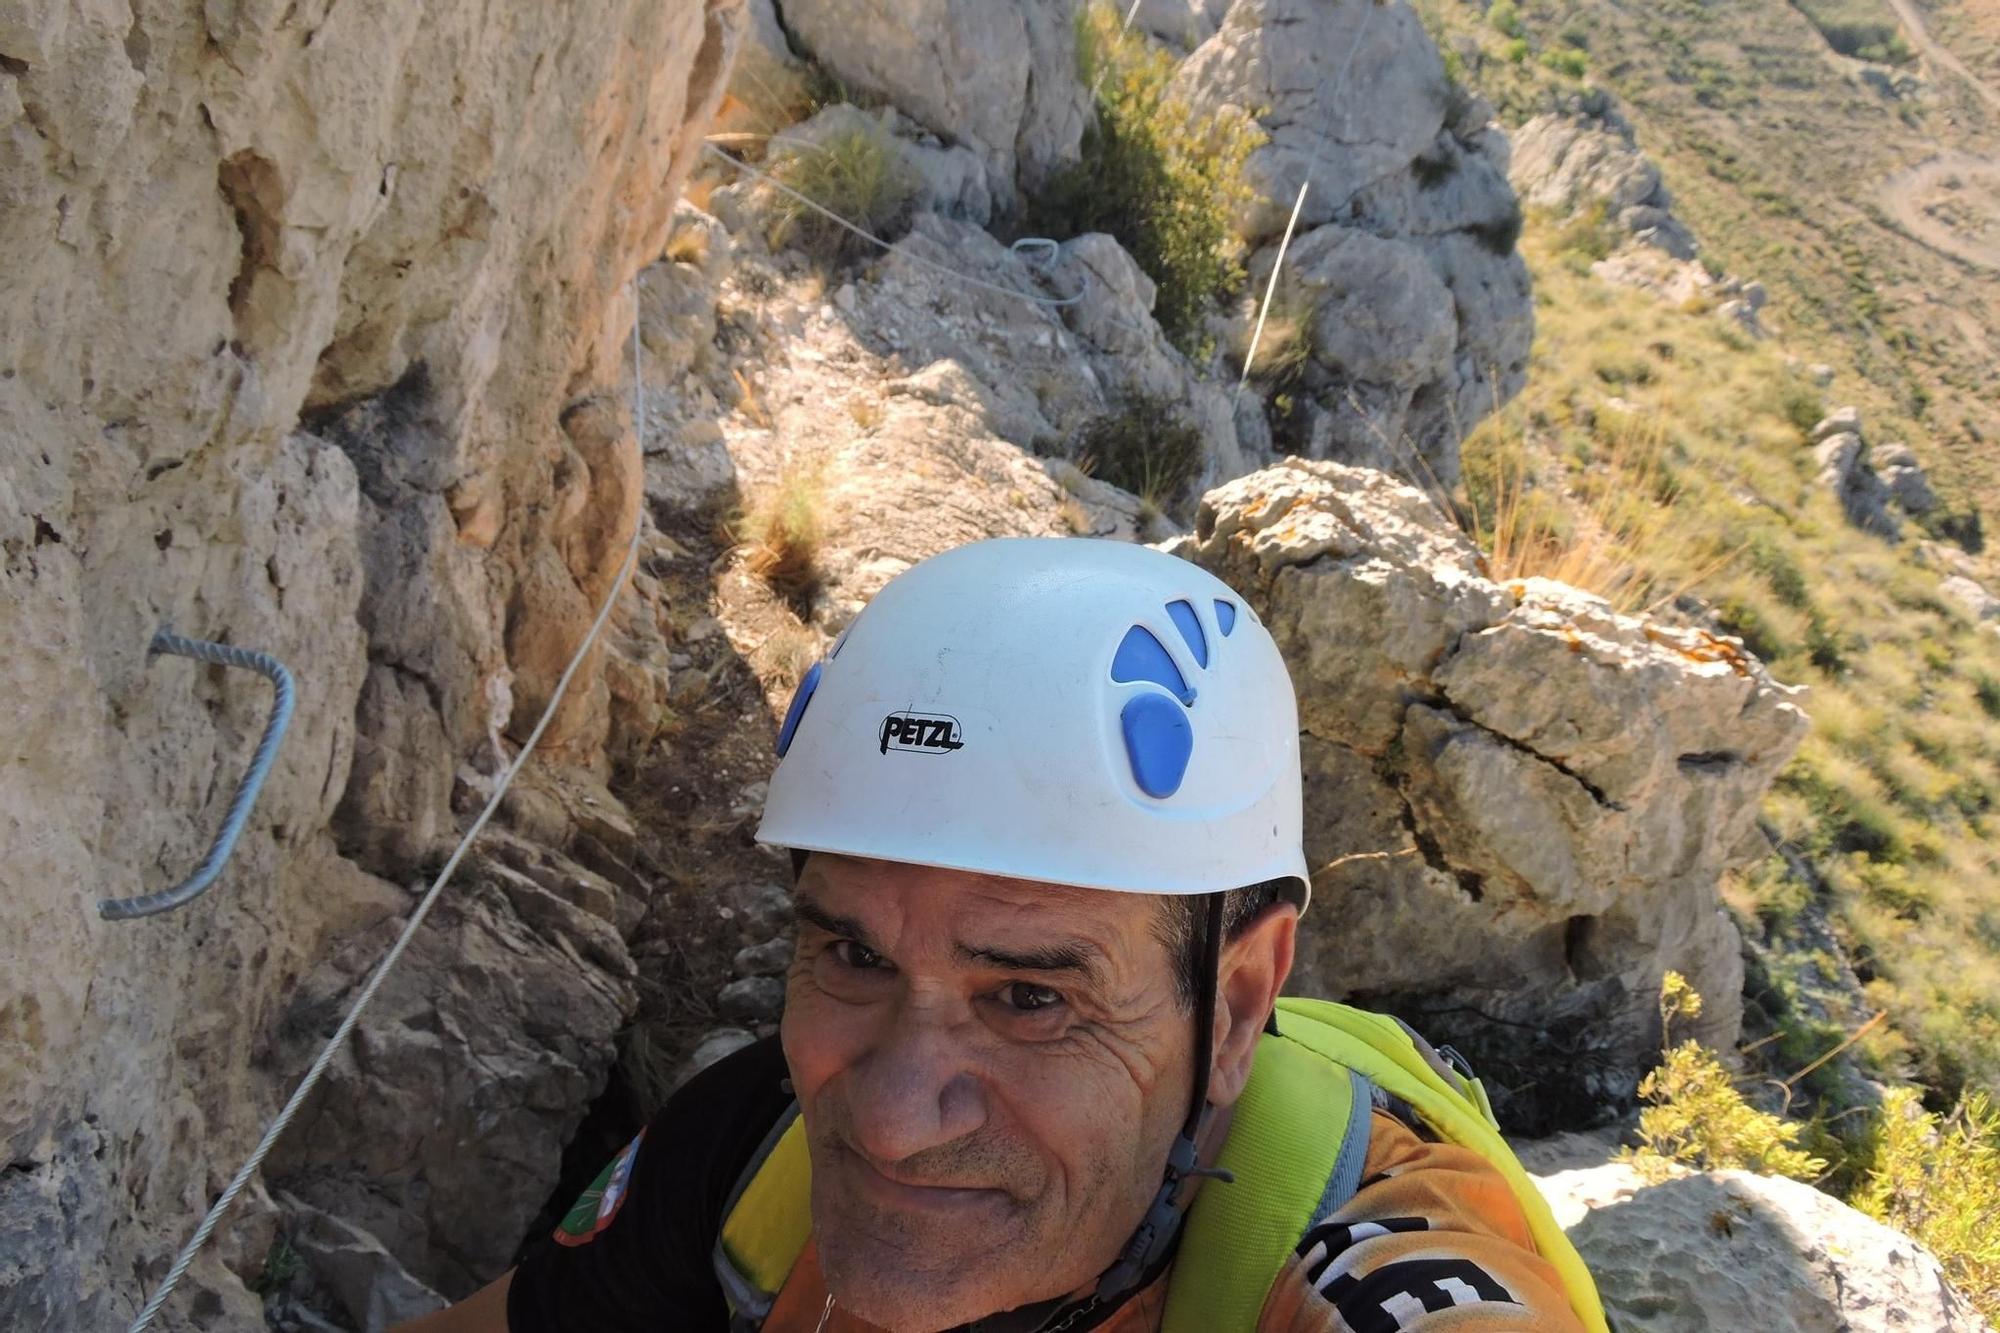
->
[1207,903,1298,1108]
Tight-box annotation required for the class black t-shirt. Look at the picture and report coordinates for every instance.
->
[507,1036,793,1331]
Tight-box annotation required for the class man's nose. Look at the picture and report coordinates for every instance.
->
[841,999,988,1166]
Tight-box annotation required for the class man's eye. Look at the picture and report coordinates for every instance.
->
[999,982,1064,1013]
[830,940,888,971]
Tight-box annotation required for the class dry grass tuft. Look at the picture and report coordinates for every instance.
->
[739,460,829,614]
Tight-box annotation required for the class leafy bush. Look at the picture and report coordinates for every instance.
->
[1540,47,1589,78]
[765,123,918,260]
[1030,4,1261,351]
[1077,394,1206,507]
[1487,0,1524,38]
[1628,973,1830,1181]
[1852,1088,2000,1320]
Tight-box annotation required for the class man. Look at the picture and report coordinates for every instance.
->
[404,539,1602,1332]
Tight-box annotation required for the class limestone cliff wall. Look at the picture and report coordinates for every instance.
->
[0,1,742,1325]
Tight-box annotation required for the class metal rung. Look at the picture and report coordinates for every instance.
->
[98,630,296,921]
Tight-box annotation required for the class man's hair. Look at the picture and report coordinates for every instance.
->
[1155,879,1293,1009]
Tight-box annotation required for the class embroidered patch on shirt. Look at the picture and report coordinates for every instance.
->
[554,1131,645,1248]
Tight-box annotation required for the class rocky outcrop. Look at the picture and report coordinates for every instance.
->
[1179,0,1534,487]
[1535,1160,1993,1332]
[777,0,1089,206]
[1181,460,1811,1131]
[1512,99,1785,338]
[0,1,743,1326]
[1807,406,1936,539]
[1511,107,1698,260]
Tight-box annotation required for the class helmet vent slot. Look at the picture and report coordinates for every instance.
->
[1166,599,1208,667]
[1112,625,1195,704]
[1214,599,1237,636]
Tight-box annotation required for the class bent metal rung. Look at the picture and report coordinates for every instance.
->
[97,630,297,921]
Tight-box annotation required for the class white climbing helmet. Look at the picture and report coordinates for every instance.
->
[755,537,1311,907]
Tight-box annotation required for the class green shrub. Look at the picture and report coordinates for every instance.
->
[1973,672,2000,720]
[1077,394,1206,507]
[1540,47,1589,78]
[1767,375,1826,439]
[1852,1088,2000,1320]
[1751,535,1813,609]
[1504,36,1530,63]
[1487,0,1525,38]
[1716,595,1786,661]
[1805,609,1850,674]
[1627,973,1829,1181]
[765,122,919,259]
[1030,4,1261,352]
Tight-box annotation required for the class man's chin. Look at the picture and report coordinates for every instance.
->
[818,1231,1051,1333]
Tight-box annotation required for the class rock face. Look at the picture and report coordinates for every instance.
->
[1536,1162,1993,1332]
[1182,460,1811,1131]
[1511,108,1698,259]
[777,0,1089,206]
[1805,407,1937,539]
[0,1,742,1325]
[1512,99,1786,338]
[1177,0,1534,488]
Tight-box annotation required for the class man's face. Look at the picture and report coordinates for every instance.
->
[780,855,1194,1332]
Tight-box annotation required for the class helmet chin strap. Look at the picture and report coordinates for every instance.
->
[960,893,1234,1333]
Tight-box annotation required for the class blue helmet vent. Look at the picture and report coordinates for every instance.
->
[1111,625,1195,705]
[1121,693,1195,798]
[1166,599,1208,667]
[775,660,824,758]
[1214,599,1237,636]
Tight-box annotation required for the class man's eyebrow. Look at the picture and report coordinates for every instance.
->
[956,938,1104,981]
[792,896,875,946]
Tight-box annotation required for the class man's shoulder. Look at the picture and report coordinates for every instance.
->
[1257,1109,1584,1332]
[505,1036,794,1333]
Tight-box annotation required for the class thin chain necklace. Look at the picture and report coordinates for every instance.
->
[813,1293,836,1333]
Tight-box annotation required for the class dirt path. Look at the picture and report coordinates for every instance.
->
[1881,150,2000,269]
[1870,0,2000,267]
[1883,0,2000,111]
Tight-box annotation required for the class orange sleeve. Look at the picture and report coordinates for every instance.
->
[1258,1110,1584,1332]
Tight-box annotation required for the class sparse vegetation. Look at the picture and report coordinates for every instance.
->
[1076,394,1206,510]
[1030,3,1262,351]
[739,459,829,614]
[1628,973,1831,1181]
[1793,0,1915,62]
[1457,207,2000,1119]
[1854,1088,2000,1319]
[764,122,919,260]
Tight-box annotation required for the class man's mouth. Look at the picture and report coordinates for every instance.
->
[836,1143,1014,1215]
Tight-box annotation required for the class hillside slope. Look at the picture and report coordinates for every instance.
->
[1418,0,1999,514]
[1411,0,2000,1131]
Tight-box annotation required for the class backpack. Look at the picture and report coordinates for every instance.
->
[713,997,1608,1332]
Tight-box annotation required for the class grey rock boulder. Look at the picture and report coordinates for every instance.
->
[1175,0,1452,240]
[1812,405,1864,442]
[779,0,1087,203]
[1872,441,1937,515]
[1182,460,1810,1130]
[1535,1162,1993,1332]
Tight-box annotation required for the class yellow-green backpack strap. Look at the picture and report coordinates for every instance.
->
[1162,1029,1374,1332]
[712,1105,813,1324]
[1272,999,1610,1333]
